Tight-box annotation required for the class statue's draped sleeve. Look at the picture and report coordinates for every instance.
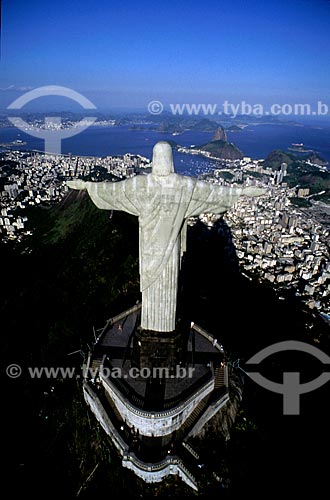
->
[85,178,141,216]
[185,180,244,217]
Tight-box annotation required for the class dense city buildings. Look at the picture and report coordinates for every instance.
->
[195,157,330,319]
[1,149,329,319]
[0,150,150,241]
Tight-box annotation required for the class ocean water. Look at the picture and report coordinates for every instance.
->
[1,122,330,176]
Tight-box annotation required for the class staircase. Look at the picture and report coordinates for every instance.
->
[103,389,123,423]
[214,365,225,388]
[182,441,200,460]
[91,354,105,374]
[179,397,209,437]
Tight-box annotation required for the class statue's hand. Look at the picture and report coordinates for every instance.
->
[242,186,267,197]
[67,179,87,190]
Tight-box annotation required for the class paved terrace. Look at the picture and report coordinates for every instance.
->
[89,304,226,412]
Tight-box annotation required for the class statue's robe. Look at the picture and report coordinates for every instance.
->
[85,174,246,332]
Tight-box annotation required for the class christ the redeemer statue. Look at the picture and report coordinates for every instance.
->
[68,141,264,333]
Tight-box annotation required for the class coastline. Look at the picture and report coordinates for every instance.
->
[1,123,330,161]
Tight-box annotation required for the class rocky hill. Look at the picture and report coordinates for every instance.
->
[263,149,330,203]
[212,126,227,142]
[197,138,243,160]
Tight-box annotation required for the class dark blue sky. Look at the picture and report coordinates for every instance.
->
[0,0,330,110]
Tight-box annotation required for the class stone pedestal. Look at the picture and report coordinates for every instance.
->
[132,327,185,370]
[83,303,229,491]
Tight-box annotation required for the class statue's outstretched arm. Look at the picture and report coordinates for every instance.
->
[67,179,140,215]
[186,181,266,217]
[67,179,87,190]
[241,186,267,197]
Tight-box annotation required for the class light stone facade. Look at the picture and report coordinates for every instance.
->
[100,374,215,437]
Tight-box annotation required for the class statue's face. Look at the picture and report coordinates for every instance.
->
[152,142,174,176]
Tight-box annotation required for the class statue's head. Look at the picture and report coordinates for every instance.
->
[151,141,174,176]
